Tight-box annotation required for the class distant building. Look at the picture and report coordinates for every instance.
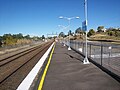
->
[101,28,107,32]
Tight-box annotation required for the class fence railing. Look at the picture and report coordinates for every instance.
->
[62,40,120,77]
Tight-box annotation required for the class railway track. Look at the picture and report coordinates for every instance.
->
[0,43,44,67]
[0,41,53,89]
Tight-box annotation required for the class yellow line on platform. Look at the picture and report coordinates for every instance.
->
[38,43,55,90]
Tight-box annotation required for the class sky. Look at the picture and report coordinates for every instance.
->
[0,0,120,37]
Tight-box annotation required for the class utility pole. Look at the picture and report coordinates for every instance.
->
[83,0,90,64]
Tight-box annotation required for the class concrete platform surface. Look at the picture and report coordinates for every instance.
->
[42,42,120,90]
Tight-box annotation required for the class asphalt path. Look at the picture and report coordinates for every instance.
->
[42,42,120,90]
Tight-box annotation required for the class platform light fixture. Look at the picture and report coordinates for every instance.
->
[59,16,80,50]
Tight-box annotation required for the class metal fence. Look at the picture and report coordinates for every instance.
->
[62,40,120,77]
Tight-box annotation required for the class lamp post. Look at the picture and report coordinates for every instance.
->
[83,0,90,64]
[59,16,79,50]
[58,25,69,46]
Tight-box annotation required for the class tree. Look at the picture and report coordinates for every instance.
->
[32,36,40,41]
[13,33,23,39]
[106,28,120,37]
[97,26,104,32]
[115,30,120,37]
[68,30,73,36]
[75,27,85,35]
[42,35,45,39]
[24,35,31,39]
[75,27,82,33]
[0,36,2,39]
[3,34,12,40]
[0,36,3,47]
[5,36,17,46]
[87,29,95,37]
[107,30,114,36]
[59,32,65,37]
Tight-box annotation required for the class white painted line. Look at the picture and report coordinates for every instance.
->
[17,42,55,90]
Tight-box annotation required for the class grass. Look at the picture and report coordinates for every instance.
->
[88,33,120,44]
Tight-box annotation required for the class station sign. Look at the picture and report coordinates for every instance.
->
[82,20,87,31]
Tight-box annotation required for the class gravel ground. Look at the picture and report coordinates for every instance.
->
[0,41,52,90]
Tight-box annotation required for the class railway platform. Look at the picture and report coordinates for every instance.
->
[33,42,120,90]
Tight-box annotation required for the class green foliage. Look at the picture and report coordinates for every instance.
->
[87,29,95,37]
[24,35,31,39]
[75,27,85,35]
[1,33,33,46]
[0,36,3,39]
[3,34,12,40]
[0,33,45,46]
[4,36,17,46]
[59,32,65,37]
[97,26,104,32]
[106,28,120,37]
[107,30,115,36]
[0,36,2,47]
[48,37,52,39]
[68,30,72,35]
[75,27,81,33]
[115,30,120,37]
[32,36,41,41]
[68,30,74,36]
[2,34,16,45]
[13,33,23,39]
[42,35,45,39]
